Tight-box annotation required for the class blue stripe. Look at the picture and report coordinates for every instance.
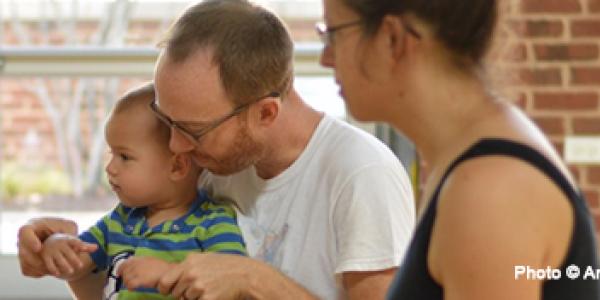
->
[105,231,205,251]
[95,218,110,237]
[193,207,227,218]
[109,211,124,223]
[199,216,237,228]
[132,287,160,294]
[107,231,140,246]
[79,232,108,270]
[79,231,97,245]
[203,233,245,249]
[142,237,202,251]
[216,249,246,256]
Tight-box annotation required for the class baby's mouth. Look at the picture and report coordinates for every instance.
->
[108,180,121,191]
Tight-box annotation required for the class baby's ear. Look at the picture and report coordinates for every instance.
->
[169,153,191,181]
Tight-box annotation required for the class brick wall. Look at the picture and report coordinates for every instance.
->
[2,1,600,220]
[488,0,600,229]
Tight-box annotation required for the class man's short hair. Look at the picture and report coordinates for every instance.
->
[163,0,294,105]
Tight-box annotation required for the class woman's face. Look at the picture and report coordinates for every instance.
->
[320,0,397,122]
[320,0,372,121]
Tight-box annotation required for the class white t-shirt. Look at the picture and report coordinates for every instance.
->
[200,115,415,299]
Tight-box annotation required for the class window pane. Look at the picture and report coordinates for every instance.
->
[295,76,346,119]
[1,77,150,255]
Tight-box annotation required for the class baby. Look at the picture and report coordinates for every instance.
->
[39,82,246,299]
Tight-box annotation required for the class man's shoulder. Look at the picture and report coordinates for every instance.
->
[316,117,399,167]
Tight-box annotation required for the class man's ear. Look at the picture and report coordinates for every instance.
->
[251,97,281,127]
[169,153,192,181]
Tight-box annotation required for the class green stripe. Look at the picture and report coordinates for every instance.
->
[204,223,243,239]
[115,205,127,220]
[106,244,135,257]
[205,242,246,253]
[185,211,236,226]
[106,218,125,234]
[117,290,174,300]
[89,226,105,251]
[161,221,173,233]
[134,221,144,234]
[144,232,199,242]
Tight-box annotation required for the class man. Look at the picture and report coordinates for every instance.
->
[18,1,415,299]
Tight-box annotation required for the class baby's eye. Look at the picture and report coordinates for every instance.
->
[120,153,131,161]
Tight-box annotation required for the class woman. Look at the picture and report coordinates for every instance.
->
[319,0,599,299]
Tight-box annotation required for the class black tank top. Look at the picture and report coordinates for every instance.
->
[388,138,600,299]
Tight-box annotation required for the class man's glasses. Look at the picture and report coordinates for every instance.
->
[150,91,280,146]
[315,18,421,47]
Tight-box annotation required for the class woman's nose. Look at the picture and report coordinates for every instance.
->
[319,45,335,68]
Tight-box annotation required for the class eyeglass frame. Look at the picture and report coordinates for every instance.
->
[315,18,421,47]
[150,91,280,146]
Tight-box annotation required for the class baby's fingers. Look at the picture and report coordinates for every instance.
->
[117,259,131,277]
[41,253,59,277]
[72,240,98,253]
[53,250,74,275]
[62,243,84,269]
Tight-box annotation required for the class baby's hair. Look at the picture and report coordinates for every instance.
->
[113,82,155,114]
[110,82,171,146]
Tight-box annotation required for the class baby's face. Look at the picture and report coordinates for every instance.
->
[104,107,173,207]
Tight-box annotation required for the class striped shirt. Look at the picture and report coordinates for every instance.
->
[79,190,246,300]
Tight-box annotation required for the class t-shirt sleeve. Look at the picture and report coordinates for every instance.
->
[332,163,416,274]
[196,201,247,256]
[78,205,125,271]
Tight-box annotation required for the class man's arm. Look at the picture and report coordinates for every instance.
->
[157,252,317,300]
[67,271,105,300]
[334,164,415,299]
[342,268,397,300]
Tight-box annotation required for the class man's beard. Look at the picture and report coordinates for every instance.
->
[207,122,265,176]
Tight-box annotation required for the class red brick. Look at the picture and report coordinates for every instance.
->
[594,220,600,235]
[514,92,528,109]
[532,116,566,135]
[583,189,600,209]
[518,68,562,86]
[2,128,28,136]
[504,43,528,62]
[534,44,599,61]
[551,140,564,157]
[573,117,600,134]
[507,19,564,38]
[11,116,46,127]
[572,67,600,85]
[521,0,582,13]
[588,167,600,185]
[533,92,598,110]
[572,20,600,37]
[569,165,582,182]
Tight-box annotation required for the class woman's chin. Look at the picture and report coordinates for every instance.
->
[346,106,379,123]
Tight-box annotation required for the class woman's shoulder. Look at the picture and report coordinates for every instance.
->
[430,152,574,282]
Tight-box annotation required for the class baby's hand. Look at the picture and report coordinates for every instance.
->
[40,233,97,279]
[118,256,173,290]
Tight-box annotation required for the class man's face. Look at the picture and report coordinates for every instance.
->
[154,48,265,175]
